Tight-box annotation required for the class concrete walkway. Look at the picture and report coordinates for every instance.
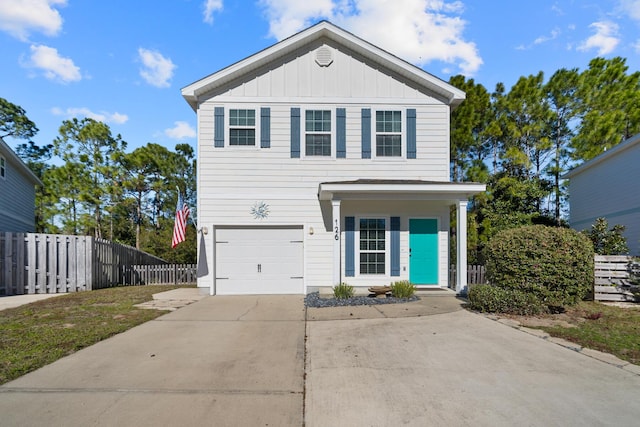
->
[0,293,65,311]
[2,291,640,426]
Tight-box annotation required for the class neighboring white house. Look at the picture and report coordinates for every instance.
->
[181,21,485,296]
[0,137,42,232]
[564,132,640,255]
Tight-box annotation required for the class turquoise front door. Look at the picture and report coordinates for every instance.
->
[409,219,438,285]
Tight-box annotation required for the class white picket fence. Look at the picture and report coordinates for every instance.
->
[0,232,166,295]
[127,264,197,286]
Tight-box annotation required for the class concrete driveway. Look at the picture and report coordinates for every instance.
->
[0,295,306,426]
[2,293,640,426]
[306,307,640,426]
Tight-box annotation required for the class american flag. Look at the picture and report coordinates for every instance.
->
[172,192,191,248]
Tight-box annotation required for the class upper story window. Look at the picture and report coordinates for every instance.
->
[359,218,386,275]
[0,156,5,179]
[305,110,332,156]
[376,111,402,157]
[229,109,256,146]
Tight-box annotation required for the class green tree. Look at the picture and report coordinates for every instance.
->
[572,57,640,161]
[498,72,553,180]
[121,143,176,249]
[449,75,495,182]
[53,118,127,238]
[582,217,629,255]
[14,141,55,232]
[544,68,580,224]
[0,97,38,140]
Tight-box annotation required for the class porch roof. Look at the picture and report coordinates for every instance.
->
[318,179,486,202]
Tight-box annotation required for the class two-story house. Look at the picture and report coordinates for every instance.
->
[0,137,42,232]
[182,21,485,296]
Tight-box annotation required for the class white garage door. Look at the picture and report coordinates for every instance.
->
[215,227,304,295]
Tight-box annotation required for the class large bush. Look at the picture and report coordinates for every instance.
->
[484,225,594,307]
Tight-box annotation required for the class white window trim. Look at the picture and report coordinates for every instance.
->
[372,109,406,160]
[356,216,390,277]
[226,106,261,149]
[301,107,336,159]
[0,156,5,180]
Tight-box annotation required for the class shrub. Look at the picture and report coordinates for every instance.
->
[582,217,629,255]
[484,225,594,307]
[390,280,416,298]
[333,282,354,299]
[468,284,548,315]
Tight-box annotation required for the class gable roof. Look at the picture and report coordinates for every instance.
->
[181,20,465,111]
[563,132,640,179]
[0,137,43,186]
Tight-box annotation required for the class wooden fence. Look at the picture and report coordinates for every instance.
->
[449,264,486,287]
[0,232,166,295]
[125,264,197,286]
[593,255,638,302]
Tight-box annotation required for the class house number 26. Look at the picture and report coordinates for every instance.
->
[334,219,340,241]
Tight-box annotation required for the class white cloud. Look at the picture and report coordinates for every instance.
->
[165,121,196,139]
[0,0,66,41]
[534,28,560,45]
[203,0,223,24]
[618,0,640,22]
[23,44,81,83]
[259,0,482,75]
[577,21,620,55]
[138,48,176,88]
[51,107,129,124]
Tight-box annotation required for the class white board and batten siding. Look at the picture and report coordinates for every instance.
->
[194,29,459,294]
[566,134,640,256]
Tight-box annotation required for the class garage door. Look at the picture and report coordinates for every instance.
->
[215,227,304,295]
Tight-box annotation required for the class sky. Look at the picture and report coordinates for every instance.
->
[1,0,640,158]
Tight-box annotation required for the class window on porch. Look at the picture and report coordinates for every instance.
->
[359,218,386,274]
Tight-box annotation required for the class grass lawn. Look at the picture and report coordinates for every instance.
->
[0,285,188,385]
[516,301,640,365]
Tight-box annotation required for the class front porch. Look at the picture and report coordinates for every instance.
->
[318,179,486,294]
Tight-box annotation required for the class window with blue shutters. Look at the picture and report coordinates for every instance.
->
[305,110,332,156]
[375,110,402,157]
[229,109,256,146]
[359,218,386,275]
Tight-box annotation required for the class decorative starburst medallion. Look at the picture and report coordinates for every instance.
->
[250,201,270,219]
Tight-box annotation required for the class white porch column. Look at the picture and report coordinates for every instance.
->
[332,199,342,286]
[456,200,468,294]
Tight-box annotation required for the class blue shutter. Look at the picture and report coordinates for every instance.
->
[407,108,416,159]
[345,216,355,277]
[214,107,224,147]
[290,107,300,158]
[390,217,400,276]
[260,107,271,148]
[361,108,371,159]
[336,108,346,158]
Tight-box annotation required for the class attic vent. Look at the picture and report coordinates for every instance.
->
[315,46,333,67]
